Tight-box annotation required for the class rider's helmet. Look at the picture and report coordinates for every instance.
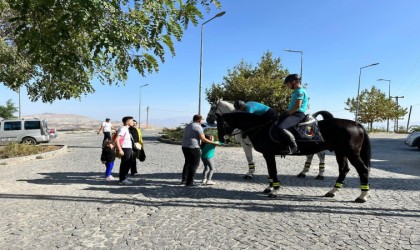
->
[234,100,246,110]
[284,74,301,85]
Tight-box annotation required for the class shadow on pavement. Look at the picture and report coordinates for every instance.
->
[17,171,420,192]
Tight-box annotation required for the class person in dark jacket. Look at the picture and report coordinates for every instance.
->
[101,140,116,181]
[128,120,141,176]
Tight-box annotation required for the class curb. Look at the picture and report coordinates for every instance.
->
[157,138,181,145]
[0,145,68,165]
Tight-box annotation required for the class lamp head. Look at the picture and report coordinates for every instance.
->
[215,11,226,17]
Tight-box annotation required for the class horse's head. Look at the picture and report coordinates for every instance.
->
[206,102,219,125]
[215,113,234,143]
[205,99,236,125]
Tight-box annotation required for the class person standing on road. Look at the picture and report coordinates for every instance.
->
[128,120,143,177]
[114,116,135,185]
[181,114,221,186]
[201,134,221,185]
[97,118,115,146]
[100,140,116,181]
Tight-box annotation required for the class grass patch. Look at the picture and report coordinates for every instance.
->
[0,143,62,159]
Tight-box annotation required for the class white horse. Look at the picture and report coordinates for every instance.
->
[206,99,326,179]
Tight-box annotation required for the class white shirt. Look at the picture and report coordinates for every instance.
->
[117,126,132,148]
[102,121,112,132]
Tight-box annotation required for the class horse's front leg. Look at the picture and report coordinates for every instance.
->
[263,154,280,198]
[325,152,349,198]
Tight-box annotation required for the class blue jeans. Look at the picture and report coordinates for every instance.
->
[105,161,114,177]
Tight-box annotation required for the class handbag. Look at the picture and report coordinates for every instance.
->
[130,134,142,151]
[134,142,142,151]
[138,148,146,162]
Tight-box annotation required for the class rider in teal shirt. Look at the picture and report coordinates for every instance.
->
[277,74,308,154]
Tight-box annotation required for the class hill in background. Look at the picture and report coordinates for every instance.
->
[23,113,102,131]
[21,113,182,130]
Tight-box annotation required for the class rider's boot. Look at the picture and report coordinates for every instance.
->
[280,129,299,154]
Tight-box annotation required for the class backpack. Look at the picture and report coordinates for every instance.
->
[112,131,126,152]
[111,132,126,158]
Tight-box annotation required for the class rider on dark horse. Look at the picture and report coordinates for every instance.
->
[277,74,308,154]
[233,74,308,154]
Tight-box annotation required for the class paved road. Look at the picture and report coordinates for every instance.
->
[0,130,419,249]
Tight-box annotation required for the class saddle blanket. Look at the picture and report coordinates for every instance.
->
[294,121,324,141]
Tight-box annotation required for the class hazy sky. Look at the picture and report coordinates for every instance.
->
[1,0,420,128]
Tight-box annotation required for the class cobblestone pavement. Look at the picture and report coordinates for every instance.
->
[0,130,419,249]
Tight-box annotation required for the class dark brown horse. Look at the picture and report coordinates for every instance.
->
[216,111,371,203]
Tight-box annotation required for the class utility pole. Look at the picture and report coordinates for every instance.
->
[390,96,404,132]
[146,106,149,128]
[406,105,412,132]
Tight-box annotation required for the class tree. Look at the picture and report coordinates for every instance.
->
[205,51,292,113]
[0,99,18,119]
[345,86,407,130]
[0,0,220,102]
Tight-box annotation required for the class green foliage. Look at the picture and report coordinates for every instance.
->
[0,143,60,158]
[0,99,18,119]
[345,86,408,130]
[205,51,293,113]
[161,126,184,141]
[0,0,220,102]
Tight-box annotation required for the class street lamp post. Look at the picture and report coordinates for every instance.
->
[377,78,391,132]
[284,49,303,82]
[198,11,226,115]
[139,83,149,128]
[355,63,380,121]
[18,87,21,119]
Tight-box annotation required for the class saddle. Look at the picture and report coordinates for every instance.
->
[269,114,324,143]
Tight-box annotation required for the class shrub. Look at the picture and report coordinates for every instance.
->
[0,143,60,159]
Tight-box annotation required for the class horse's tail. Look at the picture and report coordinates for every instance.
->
[359,123,371,169]
[312,110,334,120]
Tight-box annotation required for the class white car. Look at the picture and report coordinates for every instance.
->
[404,131,420,149]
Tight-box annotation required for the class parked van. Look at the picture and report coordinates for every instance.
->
[0,118,50,145]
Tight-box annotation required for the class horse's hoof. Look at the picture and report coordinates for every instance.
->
[355,197,367,203]
[268,193,277,198]
[325,192,335,197]
[315,175,324,180]
[297,173,306,178]
[263,188,272,193]
[243,174,253,179]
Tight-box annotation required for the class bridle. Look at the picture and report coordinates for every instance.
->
[207,101,224,123]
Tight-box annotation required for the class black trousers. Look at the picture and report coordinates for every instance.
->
[130,150,139,175]
[119,148,135,182]
[181,147,201,184]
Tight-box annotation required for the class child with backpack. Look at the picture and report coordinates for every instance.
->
[101,140,116,181]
